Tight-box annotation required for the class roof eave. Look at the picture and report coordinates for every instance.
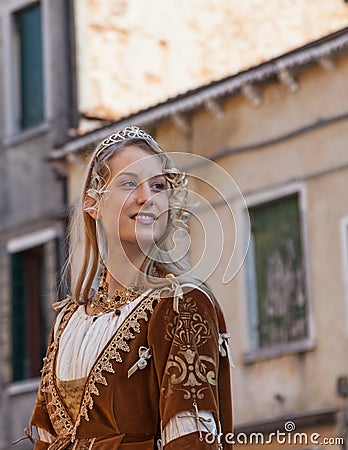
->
[51,28,348,160]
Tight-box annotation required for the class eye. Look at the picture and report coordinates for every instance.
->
[151,181,166,192]
[121,180,137,189]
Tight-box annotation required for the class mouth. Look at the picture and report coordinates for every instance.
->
[131,212,157,225]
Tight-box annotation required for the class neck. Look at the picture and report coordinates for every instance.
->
[104,242,148,292]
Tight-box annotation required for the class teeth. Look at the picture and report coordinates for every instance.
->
[136,215,155,220]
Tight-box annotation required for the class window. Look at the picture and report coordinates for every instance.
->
[15,2,44,130]
[247,193,308,350]
[8,229,62,381]
[11,245,47,381]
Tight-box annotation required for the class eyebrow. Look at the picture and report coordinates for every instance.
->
[115,172,166,180]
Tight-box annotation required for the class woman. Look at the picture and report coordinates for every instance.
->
[29,126,233,449]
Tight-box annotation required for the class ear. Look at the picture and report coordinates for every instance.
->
[83,194,99,220]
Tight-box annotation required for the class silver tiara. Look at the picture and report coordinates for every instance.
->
[96,125,164,157]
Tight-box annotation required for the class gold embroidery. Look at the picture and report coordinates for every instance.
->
[40,290,162,442]
[67,438,96,450]
[56,378,87,422]
[164,296,211,349]
[162,296,217,401]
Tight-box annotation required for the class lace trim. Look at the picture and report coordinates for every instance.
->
[41,298,78,439]
[40,290,162,443]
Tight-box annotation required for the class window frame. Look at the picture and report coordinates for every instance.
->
[11,244,46,381]
[339,215,348,337]
[3,0,51,139]
[242,182,315,363]
[7,227,60,382]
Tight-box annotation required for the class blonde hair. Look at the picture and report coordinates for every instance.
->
[66,133,200,304]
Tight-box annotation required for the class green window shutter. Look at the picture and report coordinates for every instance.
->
[11,252,27,381]
[17,3,44,130]
[11,245,46,381]
[249,194,307,348]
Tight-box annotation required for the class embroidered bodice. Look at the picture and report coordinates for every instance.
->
[30,285,232,450]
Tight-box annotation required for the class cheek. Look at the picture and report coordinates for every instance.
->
[158,211,168,230]
[159,196,169,224]
[159,192,169,213]
[100,199,128,232]
[117,195,133,219]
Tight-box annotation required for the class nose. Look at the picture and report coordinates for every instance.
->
[135,182,153,205]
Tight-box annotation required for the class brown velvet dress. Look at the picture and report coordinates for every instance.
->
[30,286,233,450]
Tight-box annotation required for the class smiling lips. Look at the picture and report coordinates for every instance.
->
[131,212,157,225]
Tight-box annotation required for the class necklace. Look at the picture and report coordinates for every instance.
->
[90,268,144,315]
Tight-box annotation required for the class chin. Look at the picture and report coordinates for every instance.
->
[135,225,165,244]
[135,233,158,247]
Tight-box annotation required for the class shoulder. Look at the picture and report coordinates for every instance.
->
[181,283,216,306]
[149,281,219,330]
[180,283,218,317]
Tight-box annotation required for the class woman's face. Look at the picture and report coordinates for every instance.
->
[97,145,169,251]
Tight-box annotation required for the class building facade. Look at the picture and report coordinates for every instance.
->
[0,0,74,447]
[53,28,348,449]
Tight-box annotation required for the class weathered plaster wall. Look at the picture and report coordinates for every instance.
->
[154,54,348,425]
[74,0,348,121]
